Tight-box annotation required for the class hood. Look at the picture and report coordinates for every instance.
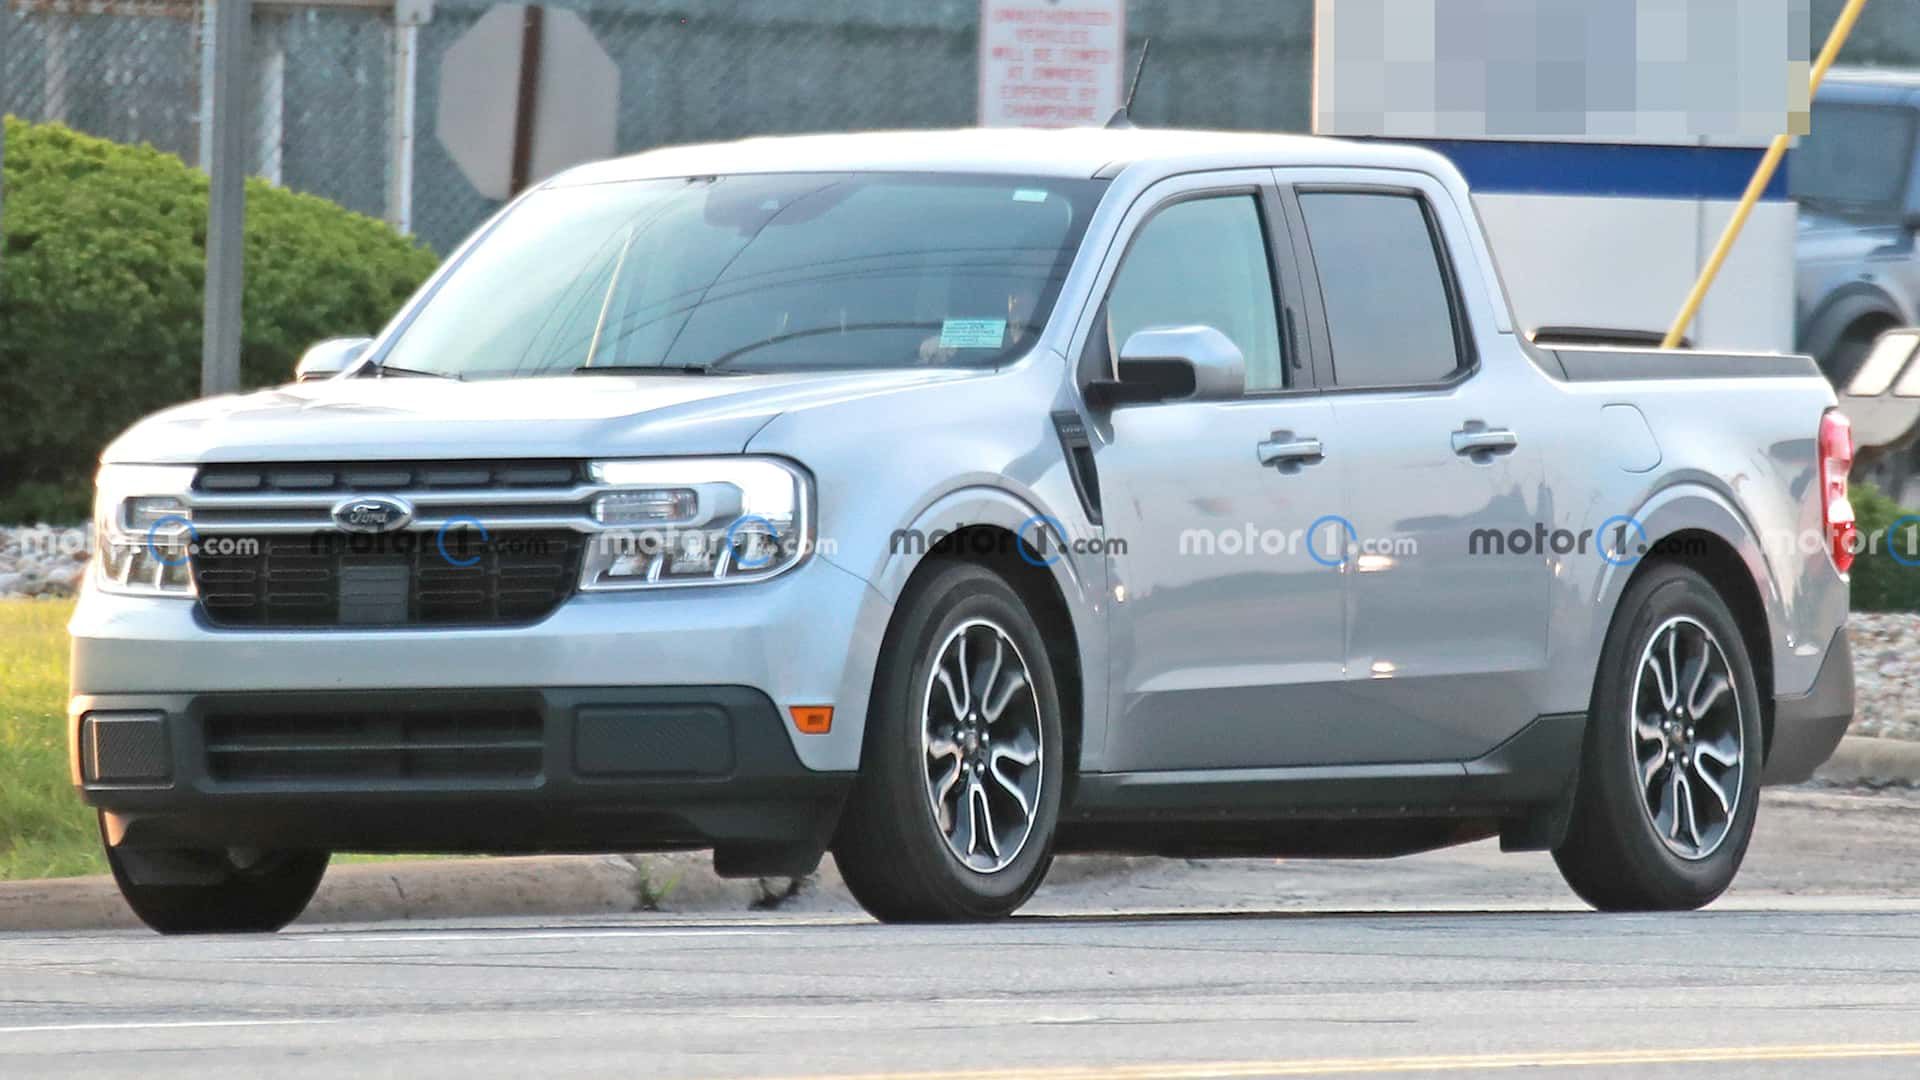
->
[102,367,979,465]
[1796,209,1908,263]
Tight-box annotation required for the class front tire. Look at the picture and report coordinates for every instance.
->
[104,822,330,935]
[833,560,1065,922]
[1554,563,1763,911]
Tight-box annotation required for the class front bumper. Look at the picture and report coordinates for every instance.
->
[74,686,852,875]
[69,553,890,872]
[68,553,891,774]
[1763,626,1854,785]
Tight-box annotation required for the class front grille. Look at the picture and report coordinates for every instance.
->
[192,529,585,628]
[205,707,544,784]
[186,459,592,628]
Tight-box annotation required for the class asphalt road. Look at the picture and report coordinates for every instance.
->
[4,788,1919,1080]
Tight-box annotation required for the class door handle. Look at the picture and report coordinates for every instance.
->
[1257,434,1325,467]
[1451,425,1519,456]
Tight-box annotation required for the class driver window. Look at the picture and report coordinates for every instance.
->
[1106,195,1287,392]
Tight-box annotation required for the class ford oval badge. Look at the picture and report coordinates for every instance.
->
[331,495,413,534]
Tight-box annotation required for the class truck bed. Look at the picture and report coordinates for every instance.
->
[1544,344,1824,382]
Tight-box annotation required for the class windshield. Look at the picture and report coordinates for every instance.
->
[1792,103,1917,217]
[374,172,1107,379]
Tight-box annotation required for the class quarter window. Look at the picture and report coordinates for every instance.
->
[1106,195,1287,392]
[1298,192,1463,388]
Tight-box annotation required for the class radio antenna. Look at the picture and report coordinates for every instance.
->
[1106,38,1151,129]
[1126,37,1151,111]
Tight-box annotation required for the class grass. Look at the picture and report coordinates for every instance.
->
[0,598,433,881]
[0,598,101,879]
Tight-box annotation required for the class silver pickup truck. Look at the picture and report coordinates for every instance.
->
[72,128,1854,932]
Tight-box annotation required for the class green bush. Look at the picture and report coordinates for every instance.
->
[0,481,88,527]
[0,117,438,522]
[1849,482,1920,612]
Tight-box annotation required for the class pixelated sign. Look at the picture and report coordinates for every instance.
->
[978,0,1127,128]
[1315,0,1811,140]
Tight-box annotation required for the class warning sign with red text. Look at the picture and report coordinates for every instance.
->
[978,0,1127,128]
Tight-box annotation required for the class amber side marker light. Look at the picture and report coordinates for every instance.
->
[789,706,834,735]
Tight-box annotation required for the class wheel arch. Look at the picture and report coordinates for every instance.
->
[1592,484,1787,694]
[1798,286,1905,382]
[865,488,1108,780]
[915,525,1085,803]
[1618,530,1776,761]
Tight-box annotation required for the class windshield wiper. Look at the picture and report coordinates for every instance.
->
[570,363,724,376]
[373,363,461,380]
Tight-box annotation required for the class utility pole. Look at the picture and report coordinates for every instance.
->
[202,0,251,396]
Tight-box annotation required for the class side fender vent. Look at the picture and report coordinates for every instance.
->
[1052,410,1103,526]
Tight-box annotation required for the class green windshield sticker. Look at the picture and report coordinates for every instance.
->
[1012,189,1049,203]
[940,319,1007,349]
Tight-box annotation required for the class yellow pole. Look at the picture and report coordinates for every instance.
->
[1661,0,1871,349]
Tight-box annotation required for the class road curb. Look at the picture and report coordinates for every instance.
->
[0,855,640,933]
[0,850,1145,933]
[1813,734,1920,787]
[0,851,828,934]
[12,740,1908,935]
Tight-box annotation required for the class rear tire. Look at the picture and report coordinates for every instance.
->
[1553,563,1763,911]
[833,560,1064,922]
[104,821,329,935]
[1820,326,1878,389]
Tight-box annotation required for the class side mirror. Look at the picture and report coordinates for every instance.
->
[1086,326,1246,408]
[294,337,372,382]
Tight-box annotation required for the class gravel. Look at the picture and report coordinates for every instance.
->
[1843,612,1920,742]
[6,522,1920,742]
[0,524,90,599]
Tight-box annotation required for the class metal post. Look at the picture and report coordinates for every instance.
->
[510,4,545,196]
[44,13,72,124]
[198,1,217,170]
[387,0,435,235]
[256,10,287,185]
[202,0,251,397]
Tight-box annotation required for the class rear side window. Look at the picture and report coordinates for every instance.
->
[1298,192,1463,388]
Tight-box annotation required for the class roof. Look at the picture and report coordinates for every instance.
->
[1819,67,1920,107]
[548,126,1458,187]
[1826,66,1920,88]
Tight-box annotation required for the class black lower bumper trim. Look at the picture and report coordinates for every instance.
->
[1764,627,1854,785]
[75,687,851,866]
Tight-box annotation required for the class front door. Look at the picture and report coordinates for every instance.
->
[1088,176,1350,771]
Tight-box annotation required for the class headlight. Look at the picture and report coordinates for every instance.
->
[93,464,199,597]
[580,457,812,589]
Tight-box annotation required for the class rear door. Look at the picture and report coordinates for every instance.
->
[1277,169,1554,763]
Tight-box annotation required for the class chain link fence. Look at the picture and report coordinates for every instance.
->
[250,5,395,218]
[5,0,1320,255]
[6,0,1913,240]
[5,0,1910,392]
[3,1,396,218]
[407,0,1314,253]
[3,2,204,161]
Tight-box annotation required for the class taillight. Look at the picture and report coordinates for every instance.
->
[1820,409,1856,573]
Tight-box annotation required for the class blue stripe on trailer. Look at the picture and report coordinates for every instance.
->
[1368,138,1792,202]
